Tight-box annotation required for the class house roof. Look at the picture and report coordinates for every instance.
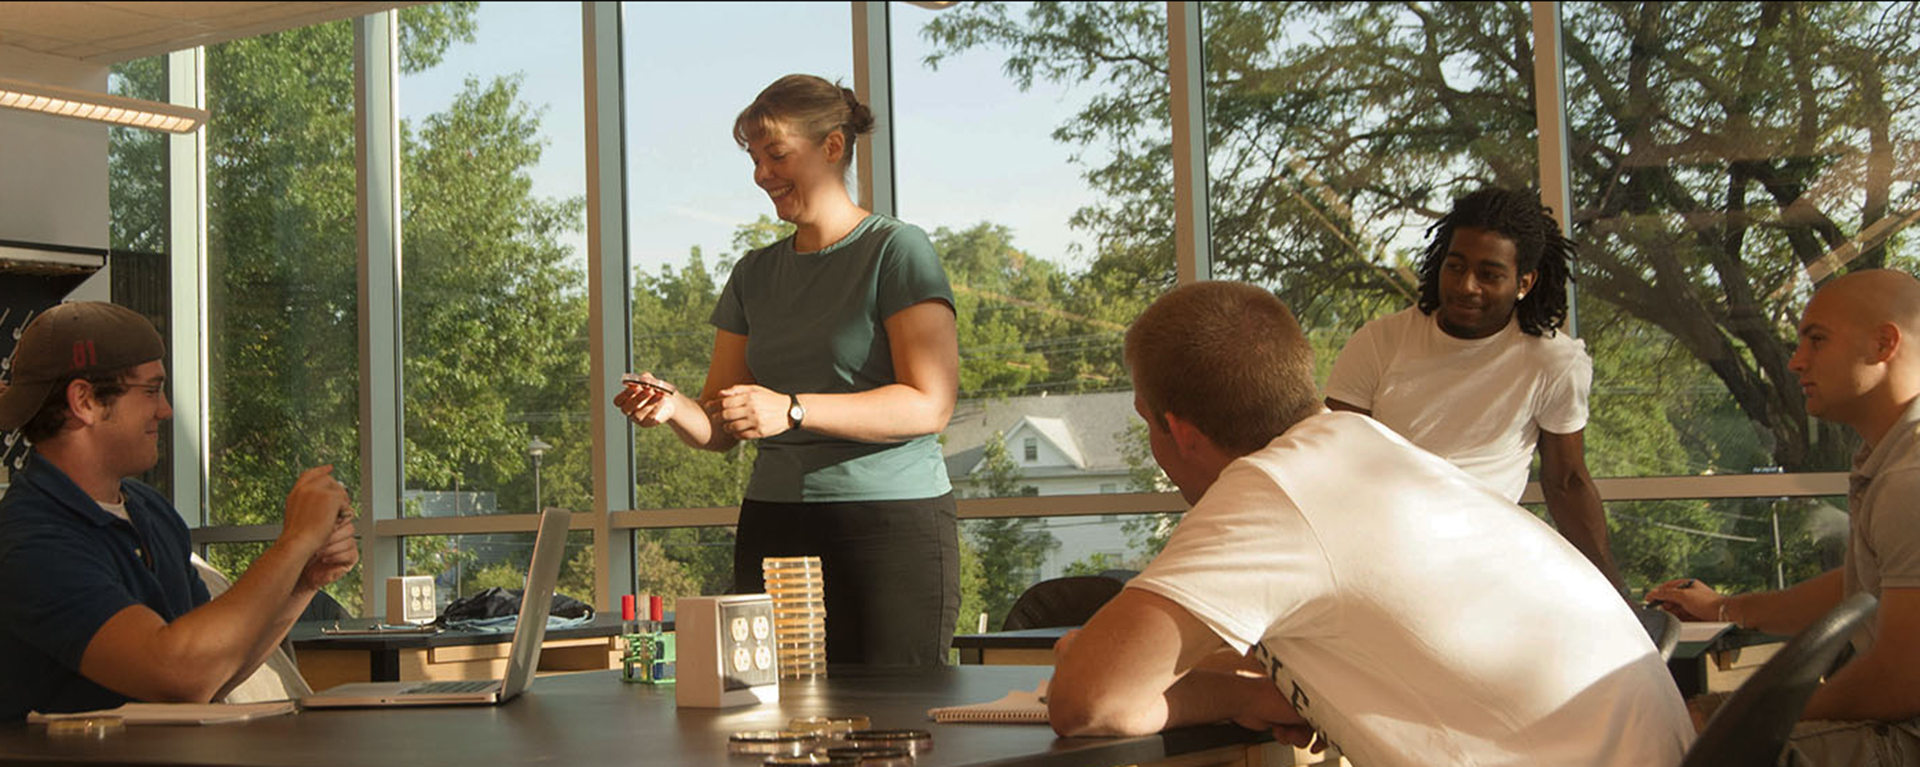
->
[942,390,1137,477]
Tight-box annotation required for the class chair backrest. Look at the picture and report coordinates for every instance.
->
[1679,592,1879,767]
[1635,604,1682,661]
[1001,575,1128,631]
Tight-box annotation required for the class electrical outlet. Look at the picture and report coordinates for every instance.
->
[675,595,779,708]
[385,576,436,624]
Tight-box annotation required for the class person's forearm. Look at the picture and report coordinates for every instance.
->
[1802,642,1920,722]
[791,384,952,443]
[146,541,319,700]
[1542,482,1621,588]
[214,584,319,701]
[663,392,735,452]
[1723,569,1845,636]
[1164,671,1286,729]
[1054,670,1272,737]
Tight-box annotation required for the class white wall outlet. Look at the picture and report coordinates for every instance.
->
[675,594,779,708]
[385,576,436,625]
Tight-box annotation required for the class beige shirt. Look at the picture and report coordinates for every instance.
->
[1845,395,1920,653]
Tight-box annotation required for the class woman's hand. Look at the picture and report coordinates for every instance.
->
[615,373,678,427]
[710,385,794,440]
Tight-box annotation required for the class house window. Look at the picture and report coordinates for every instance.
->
[1023,437,1038,463]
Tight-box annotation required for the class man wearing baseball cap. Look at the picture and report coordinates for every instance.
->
[0,302,358,720]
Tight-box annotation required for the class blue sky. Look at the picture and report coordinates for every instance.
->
[397,1,1106,280]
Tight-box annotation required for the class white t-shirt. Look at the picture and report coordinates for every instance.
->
[1130,412,1691,767]
[1324,307,1592,500]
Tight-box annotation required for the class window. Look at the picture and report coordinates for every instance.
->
[898,2,1171,506]
[1590,497,1848,594]
[621,1,852,514]
[963,512,1163,630]
[1199,2,1540,386]
[404,530,596,609]
[200,21,363,609]
[1564,1,1919,478]
[107,54,172,495]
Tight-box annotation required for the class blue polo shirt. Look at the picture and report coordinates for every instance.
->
[0,453,208,721]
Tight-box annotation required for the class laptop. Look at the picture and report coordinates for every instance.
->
[301,508,571,708]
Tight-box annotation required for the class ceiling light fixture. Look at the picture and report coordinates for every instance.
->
[0,76,207,134]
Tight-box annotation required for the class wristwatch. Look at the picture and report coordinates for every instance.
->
[787,393,806,430]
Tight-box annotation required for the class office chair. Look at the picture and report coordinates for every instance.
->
[1635,603,1683,661]
[1001,575,1127,631]
[1679,592,1878,767]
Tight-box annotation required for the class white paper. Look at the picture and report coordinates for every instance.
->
[29,701,296,725]
[1679,621,1735,644]
[927,680,1050,724]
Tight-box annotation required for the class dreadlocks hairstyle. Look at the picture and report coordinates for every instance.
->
[1415,187,1576,337]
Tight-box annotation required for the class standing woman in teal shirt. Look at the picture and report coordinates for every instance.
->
[616,75,961,665]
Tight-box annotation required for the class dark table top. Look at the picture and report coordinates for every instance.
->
[951,627,1073,651]
[0,665,1265,767]
[286,614,657,652]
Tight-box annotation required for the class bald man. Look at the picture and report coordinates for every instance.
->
[1647,268,1920,765]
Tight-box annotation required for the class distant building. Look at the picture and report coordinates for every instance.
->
[942,391,1158,582]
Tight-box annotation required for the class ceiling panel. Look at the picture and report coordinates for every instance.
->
[0,2,415,66]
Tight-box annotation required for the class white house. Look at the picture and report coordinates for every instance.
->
[942,390,1162,581]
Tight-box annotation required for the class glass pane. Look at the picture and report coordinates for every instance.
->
[621,2,852,509]
[1198,1,1540,383]
[205,22,360,525]
[1599,497,1848,596]
[399,2,590,517]
[1564,1,1920,476]
[632,526,739,613]
[903,1,1172,498]
[204,542,365,617]
[107,54,174,495]
[961,513,1168,633]
[108,56,168,255]
[403,529,595,612]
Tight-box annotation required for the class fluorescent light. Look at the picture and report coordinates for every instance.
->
[0,76,207,134]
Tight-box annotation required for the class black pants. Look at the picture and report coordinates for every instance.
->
[732,493,959,666]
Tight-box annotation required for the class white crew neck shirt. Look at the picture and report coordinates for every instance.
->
[1324,307,1592,499]
[1130,412,1692,767]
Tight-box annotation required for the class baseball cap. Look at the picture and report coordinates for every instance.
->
[0,302,166,432]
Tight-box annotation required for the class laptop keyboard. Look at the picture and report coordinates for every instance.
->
[401,680,498,695]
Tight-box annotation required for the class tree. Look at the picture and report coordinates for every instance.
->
[919,0,1917,592]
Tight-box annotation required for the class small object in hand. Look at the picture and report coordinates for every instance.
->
[621,373,677,396]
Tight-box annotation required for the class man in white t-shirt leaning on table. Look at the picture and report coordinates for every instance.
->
[1324,187,1618,587]
[1046,281,1693,767]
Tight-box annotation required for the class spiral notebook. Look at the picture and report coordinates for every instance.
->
[927,680,1050,724]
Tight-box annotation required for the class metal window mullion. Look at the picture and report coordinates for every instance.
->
[167,47,209,529]
[1530,1,1578,336]
[584,1,635,610]
[1169,1,1211,284]
[852,1,896,217]
[354,11,404,619]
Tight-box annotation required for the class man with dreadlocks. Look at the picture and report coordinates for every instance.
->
[1325,187,1619,586]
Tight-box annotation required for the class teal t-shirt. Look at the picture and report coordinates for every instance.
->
[709,214,956,503]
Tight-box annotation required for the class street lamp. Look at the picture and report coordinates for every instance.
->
[528,437,552,513]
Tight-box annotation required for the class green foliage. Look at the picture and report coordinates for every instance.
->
[920,0,1919,596]
[964,518,1059,630]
